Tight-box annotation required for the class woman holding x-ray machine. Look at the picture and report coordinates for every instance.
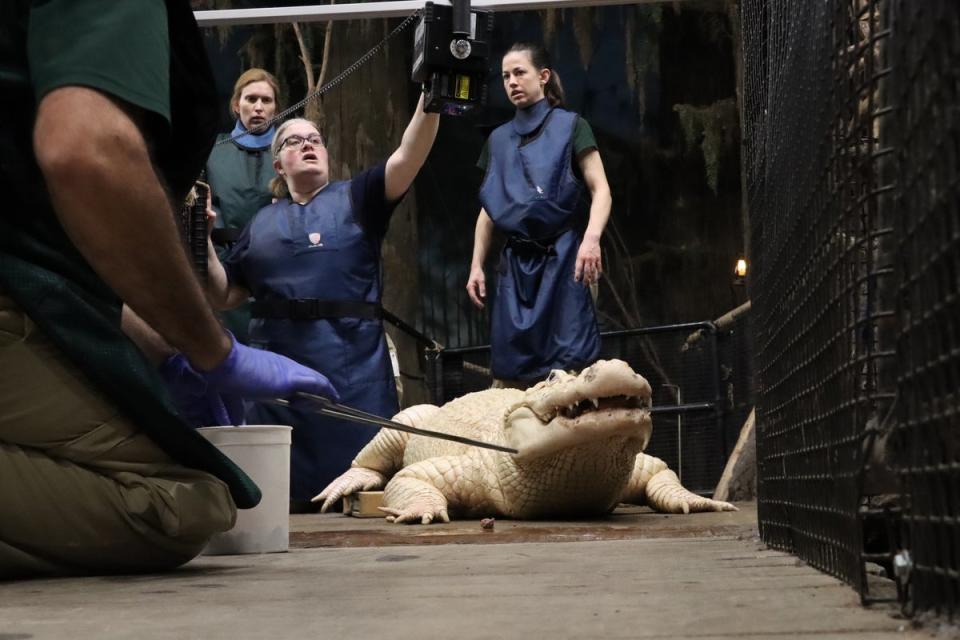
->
[206,94,439,510]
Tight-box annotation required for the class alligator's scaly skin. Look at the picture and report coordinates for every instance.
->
[315,360,736,524]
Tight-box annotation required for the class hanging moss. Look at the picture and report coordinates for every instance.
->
[540,9,561,49]
[673,97,738,194]
[624,5,662,120]
[572,7,593,69]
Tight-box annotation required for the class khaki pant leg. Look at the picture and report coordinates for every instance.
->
[0,296,236,579]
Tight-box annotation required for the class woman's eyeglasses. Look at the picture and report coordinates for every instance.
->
[278,134,324,153]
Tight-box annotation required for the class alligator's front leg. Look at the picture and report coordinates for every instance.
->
[380,454,495,524]
[620,453,737,513]
[618,452,669,504]
[313,404,440,512]
[645,469,737,513]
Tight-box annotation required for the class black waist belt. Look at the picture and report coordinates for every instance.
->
[506,231,567,257]
[251,298,382,321]
[211,228,243,245]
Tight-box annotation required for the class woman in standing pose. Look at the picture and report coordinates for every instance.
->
[466,42,612,386]
[205,68,280,344]
[207,94,439,510]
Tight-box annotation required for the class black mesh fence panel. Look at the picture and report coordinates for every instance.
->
[746,0,960,617]
[890,0,960,619]
[742,0,898,592]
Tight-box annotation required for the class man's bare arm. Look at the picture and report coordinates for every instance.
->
[121,305,175,366]
[34,87,230,370]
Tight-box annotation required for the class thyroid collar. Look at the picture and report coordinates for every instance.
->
[512,98,552,136]
[231,120,276,150]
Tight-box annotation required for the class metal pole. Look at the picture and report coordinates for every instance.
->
[662,383,682,483]
[194,0,685,26]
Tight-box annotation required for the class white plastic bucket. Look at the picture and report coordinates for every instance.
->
[197,425,292,555]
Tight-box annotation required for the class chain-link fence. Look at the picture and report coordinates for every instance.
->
[744,0,960,619]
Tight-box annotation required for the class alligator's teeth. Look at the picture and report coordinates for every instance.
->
[590,397,599,408]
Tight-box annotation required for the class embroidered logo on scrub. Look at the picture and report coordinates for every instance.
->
[308,232,323,247]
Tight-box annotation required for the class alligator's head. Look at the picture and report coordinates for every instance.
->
[503,359,653,460]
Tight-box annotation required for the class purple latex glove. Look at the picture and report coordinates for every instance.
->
[158,353,242,426]
[201,335,340,404]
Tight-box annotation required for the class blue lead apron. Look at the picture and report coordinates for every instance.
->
[479,99,600,381]
[225,181,398,500]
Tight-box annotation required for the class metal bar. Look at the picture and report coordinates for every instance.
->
[660,384,682,482]
[441,321,719,356]
[430,348,445,406]
[707,320,725,461]
[194,0,683,26]
[278,393,519,454]
[381,307,442,349]
[649,402,715,415]
[601,321,717,339]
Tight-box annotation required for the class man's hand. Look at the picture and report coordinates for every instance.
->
[159,353,239,426]
[159,334,340,427]
[466,266,487,309]
[201,334,339,403]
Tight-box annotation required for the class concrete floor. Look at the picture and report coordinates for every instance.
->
[0,503,936,639]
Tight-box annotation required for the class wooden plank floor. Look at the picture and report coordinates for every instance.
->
[0,502,936,639]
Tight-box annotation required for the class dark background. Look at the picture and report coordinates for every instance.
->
[194,1,745,403]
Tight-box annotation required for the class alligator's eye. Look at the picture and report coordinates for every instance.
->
[546,370,562,382]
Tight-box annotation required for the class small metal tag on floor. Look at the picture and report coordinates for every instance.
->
[343,491,385,517]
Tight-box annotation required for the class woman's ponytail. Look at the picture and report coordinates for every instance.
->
[269,175,289,199]
[543,69,565,108]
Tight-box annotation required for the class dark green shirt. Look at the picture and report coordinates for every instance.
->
[0,0,259,508]
[477,116,598,175]
[28,1,171,123]
[206,136,276,233]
